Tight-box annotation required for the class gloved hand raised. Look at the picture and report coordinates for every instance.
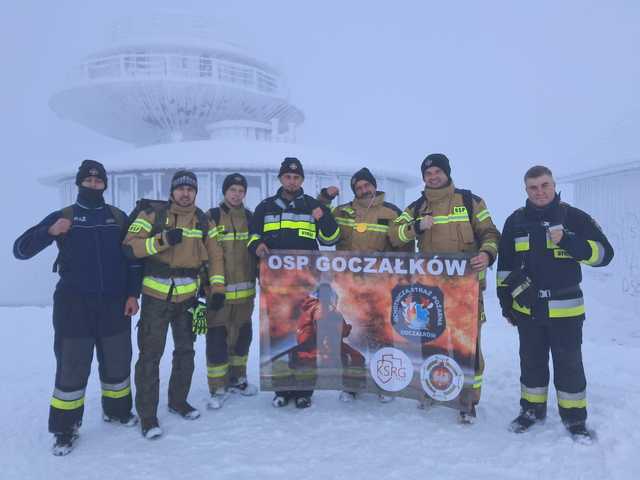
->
[165,228,183,246]
[208,293,225,312]
[188,300,208,335]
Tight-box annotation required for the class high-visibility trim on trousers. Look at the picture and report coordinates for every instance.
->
[521,384,548,404]
[101,378,131,399]
[557,389,587,409]
[51,388,85,410]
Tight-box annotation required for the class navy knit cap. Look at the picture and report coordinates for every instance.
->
[222,173,248,195]
[421,153,451,179]
[171,170,198,193]
[278,157,305,178]
[76,159,108,188]
[350,167,377,193]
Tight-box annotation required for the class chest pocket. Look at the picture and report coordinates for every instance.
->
[514,234,530,252]
[457,220,475,244]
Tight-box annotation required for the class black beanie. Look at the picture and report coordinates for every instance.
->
[421,153,451,179]
[222,173,248,195]
[278,157,304,177]
[171,170,198,193]
[75,159,108,188]
[350,167,377,193]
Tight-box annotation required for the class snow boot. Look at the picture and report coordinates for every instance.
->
[339,391,357,403]
[103,411,139,427]
[272,394,290,408]
[459,405,477,425]
[141,417,163,440]
[509,406,546,433]
[168,401,201,420]
[229,377,258,396]
[207,388,230,410]
[52,432,78,456]
[295,396,312,409]
[565,421,594,445]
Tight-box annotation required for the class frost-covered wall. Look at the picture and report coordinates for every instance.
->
[571,170,640,311]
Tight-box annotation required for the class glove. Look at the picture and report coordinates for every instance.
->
[208,293,225,312]
[188,300,208,335]
[165,228,183,246]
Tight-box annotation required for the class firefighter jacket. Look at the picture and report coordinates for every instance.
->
[333,192,414,252]
[123,202,224,303]
[13,200,142,298]
[248,187,340,254]
[497,194,614,321]
[390,183,500,290]
[208,202,257,303]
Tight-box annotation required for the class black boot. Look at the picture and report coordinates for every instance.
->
[509,404,546,433]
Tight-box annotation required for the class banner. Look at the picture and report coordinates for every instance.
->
[259,250,479,409]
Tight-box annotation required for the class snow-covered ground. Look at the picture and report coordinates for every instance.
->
[2,278,638,480]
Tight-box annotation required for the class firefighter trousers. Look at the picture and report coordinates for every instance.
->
[517,316,587,424]
[205,301,254,392]
[134,294,195,420]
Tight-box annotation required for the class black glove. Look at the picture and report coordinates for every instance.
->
[165,228,183,246]
[208,293,225,312]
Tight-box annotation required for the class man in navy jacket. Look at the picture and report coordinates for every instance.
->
[13,159,142,455]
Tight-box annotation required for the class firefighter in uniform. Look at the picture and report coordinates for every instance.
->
[205,173,258,409]
[319,167,414,403]
[13,160,142,456]
[123,170,224,439]
[248,157,341,409]
[390,153,500,424]
[497,165,613,442]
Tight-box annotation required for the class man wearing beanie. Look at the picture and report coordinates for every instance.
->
[204,173,259,409]
[248,157,340,409]
[391,153,500,424]
[13,159,142,455]
[318,167,413,403]
[123,170,224,438]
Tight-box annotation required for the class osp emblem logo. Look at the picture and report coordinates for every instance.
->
[390,283,446,342]
[370,347,413,392]
[420,354,464,401]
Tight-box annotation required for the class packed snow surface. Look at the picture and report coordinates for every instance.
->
[2,280,638,480]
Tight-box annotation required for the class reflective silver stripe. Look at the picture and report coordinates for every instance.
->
[225,281,255,292]
[101,378,130,392]
[264,214,280,223]
[281,212,314,222]
[53,388,85,401]
[521,384,548,396]
[548,298,583,309]
[150,276,197,285]
[557,390,586,401]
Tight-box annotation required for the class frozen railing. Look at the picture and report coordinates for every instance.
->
[68,52,283,96]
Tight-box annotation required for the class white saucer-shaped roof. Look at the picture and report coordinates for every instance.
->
[40,139,418,187]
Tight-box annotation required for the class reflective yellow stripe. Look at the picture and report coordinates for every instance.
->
[394,212,413,224]
[230,355,248,367]
[102,385,131,399]
[478,270,486,281]
[473,375,483,389]
[515,236,530,252]
[51,397,85,410]
[219,232,249,241]
[207,364,229,378]
[336,217,355,226]
[582,240,605,266]
[143,277,198,295]
[398,223,411,243]
[549,305,585,318]
[481,241,497,252]
[208,228,221,239]
[136,218,152,231]
[522,392,547,403]
[319,227,340,243]
[182,228,203,239]
[129,219,152,233]
[145,237,158,255]
[558,398,587,408]
[475,209,491,222]
[209,275,225,285]
[264,220,315,232]
[432,214,469,225]
[225,288,255,300]
[512,300,531,315]
[247,234,261,247]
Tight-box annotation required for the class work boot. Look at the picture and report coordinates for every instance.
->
[377,394,394,403]
[339,391,357,403]
[564,420,594,445]
[207,388,230,410]
[459,405,477,425]
[141,417,163,440]
[168,401,201,420]
[509,406,546,433]
[272,394,290,408]
[52,432,78,456]
[295,396,312,409]
[229,377,258,396]
[102,411,139,427]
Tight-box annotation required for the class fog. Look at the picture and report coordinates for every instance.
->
[2,0,638,305]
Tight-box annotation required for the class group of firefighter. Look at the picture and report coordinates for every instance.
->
[13,153,613,454]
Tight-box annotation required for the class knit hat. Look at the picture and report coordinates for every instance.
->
[350,167,377,194]
[75,159,108,188]
[222,173,248,195]
[278,157,304,177]
[171,170,198,193]
[421,153,451,179]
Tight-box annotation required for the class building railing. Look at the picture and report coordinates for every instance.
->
[69,52,284,97]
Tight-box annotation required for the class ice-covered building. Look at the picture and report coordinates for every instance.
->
[44,14,414,210]
[558,159,640,311]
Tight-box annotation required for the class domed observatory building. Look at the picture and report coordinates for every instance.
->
[45,14,414,211]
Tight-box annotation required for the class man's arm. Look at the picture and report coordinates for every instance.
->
[315,204,341,246]
[122,210,173,259]
[470,196,500,266]
[556,208,614,268]
[389,205,419,248]
[13,211,63,260]
[496,215,517,318]
[247,201,267,257]
[205,217,226,294]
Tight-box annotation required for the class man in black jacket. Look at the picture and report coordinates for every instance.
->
[13,160,142,455]
[497,165,613,443]
[248,157,340,408]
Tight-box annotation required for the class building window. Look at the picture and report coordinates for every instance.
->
[137,173,156,200]
[194,171,212,209]
[115,175,136,213]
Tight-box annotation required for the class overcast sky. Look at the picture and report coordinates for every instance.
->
[2,0,638,302]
